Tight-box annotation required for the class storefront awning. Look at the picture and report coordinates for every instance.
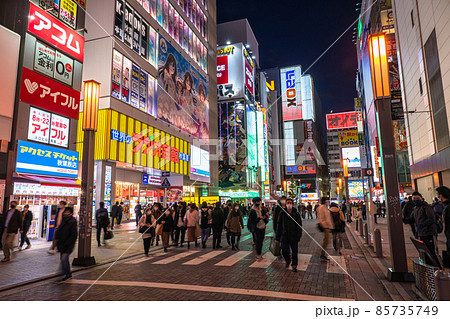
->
[15,174,81,187]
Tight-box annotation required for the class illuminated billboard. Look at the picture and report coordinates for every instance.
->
[217,44,244,101]
[348,181,364,198]
[326,111,361,130]
[280,66,302,121]
[338,130,359,148]
[342,147,361,168]
[301,74,314,121]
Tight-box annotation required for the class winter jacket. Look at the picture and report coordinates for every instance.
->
[211,207,224,229]
[248,207,269,231]
[330,207,345,233]
[174,208,187,228]
[199,208,212,229]
[411,202,437,237]
[317,204,334,229]
[157,212,174,232]
[111,204,120,218]
[272,205,286,235]
[222,206,231,227]
[226,210,244,233]
[56,214,77,254]
[22,210,33,230]
[184,209,199,227]
[276,207,302,242]
[95,208,110,228]
[432,201,444,215]
[1,209,22,234]
[139,213,156,239]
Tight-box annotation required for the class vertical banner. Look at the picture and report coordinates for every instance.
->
[139,69,148,111]
[114,0,124,41]
[59,0,77,28]
[124,3,133,48]
[131,63,140,108]
[133,12,141,55]
[121,56,131,103]
[148,75,156,116]
[140,21,148,59]
[148,26,157,67]
[280,66,302,121]
[112,50,122,99]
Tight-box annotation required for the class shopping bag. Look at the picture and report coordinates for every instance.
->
[104,230,114,240]
[269,236,281,257]
[155,224,163,236]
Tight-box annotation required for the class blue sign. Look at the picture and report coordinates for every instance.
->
[16,140,79,178]
[143,174,149,184]
[161,178,171,188]
[179,152,190,162]
[162,171,170,177]
[111,129,132,144]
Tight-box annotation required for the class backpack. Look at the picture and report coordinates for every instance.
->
[330,210,341,231]
[200,210,209,229]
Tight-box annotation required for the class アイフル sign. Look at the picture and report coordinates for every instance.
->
[20,67,80,120]
[28,2,85,61]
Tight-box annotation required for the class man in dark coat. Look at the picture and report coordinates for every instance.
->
[402,196,416,238]
[95,202,110,247]
[276,198,303,272]
[55,207,77,281]
[273,196,286,237]
[135,203,143,226]
[211,202,224,249]
[19,204,33,250]
[117,202,124,225]
[111,202,120,230]
[1,201,22,262]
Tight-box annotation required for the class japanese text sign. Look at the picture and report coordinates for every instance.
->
[28,2,84,61]
[326,111,361,130]
[338,130,359,148]
[286,165,316,175]
[50,113,70,147]
[28,107,51,144]
[20,67,80,119]
[16,140,79,178]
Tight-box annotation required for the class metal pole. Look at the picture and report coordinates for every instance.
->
[375,97,412,282]
[73,130,96,266]
[344,176,350,220]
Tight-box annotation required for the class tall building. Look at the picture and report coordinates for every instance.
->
[77,0,217,213]
[392,0,450,201]
[0,0,87,238]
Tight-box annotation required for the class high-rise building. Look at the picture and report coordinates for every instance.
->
[392,0,450,201]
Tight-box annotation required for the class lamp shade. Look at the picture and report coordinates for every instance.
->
[83,80,100,131]
[368,33,390,98]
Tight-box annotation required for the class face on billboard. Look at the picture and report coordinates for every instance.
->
[217,44,244,101]
[280,66,302,121]
[157,35,209,141]
[342,147,361,168]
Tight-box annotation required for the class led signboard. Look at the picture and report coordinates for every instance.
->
[342,147,361,168]
[326,111,361,130]
[217,43,244,101]
[338,130,359,148]
[190,145,210,177]
[280,66,302,121]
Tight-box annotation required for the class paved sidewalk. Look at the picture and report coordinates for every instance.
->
[0,221,149,290]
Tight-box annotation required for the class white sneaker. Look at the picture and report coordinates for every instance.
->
[47,250,56,255]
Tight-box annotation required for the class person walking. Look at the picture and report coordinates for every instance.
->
[402,196,416,238]
[117,202,124,225]
[211,202,224,249]
[55,207,77,281]
[329,203,345,255]
[226,203,244,251]
[248,197,269,259]
[152,203,163,246]
[111,202,120,230]
[184,203,199,248]
[158,209,174,252]
[95,202,110,247]
[318,197,334,261]
[1,201,22,262]
[199,202,212,248]
[48,201,67,255]
[223,200,232,246]
[407,192,439,265]
[437,186,450,253]
[139,208,156,256]
[276,198,302,272]
[306,203,313,219]
[19,204,33,251]
[135,202,143,226]
[174,202,187,247]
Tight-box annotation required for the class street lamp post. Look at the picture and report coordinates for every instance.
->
[73,80,100,267]
[342,159,350,212]
[368,34,413,282]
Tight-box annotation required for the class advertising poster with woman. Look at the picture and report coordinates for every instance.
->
[157,35,209,141]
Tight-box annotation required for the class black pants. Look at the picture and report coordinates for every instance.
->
[110,216,116,229]
[224,227,231,245]
[230,232,240,248]
[175,227,186,245]
[212,227,222,248]
[97,226,108,245]
[254,228,265,255]
[419,235,439,265]
[143,237,151,255]
[281,238,299,267]
[117,213,122,225]
[20,227,31,247]
[136,212,142,226]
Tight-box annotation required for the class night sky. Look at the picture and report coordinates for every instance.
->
[217,0,360,115]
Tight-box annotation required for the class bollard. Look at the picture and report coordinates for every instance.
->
[364,223,369,245]
[435,270,450,301]
[359,218,364,236]
[374,229,383,258]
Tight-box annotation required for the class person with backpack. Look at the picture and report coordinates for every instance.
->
[402,196,416,238]
[211,202,224,249]
[248,197,269,259]
[276,198,302,272]
[55,207,77,281]
[329,203,345,255]
[406,192,439,265]
[95,202,110,247]
[226,203,244,251]
[199,202,212,248]
[139,207,156,256]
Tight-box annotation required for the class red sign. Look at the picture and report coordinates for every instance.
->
[217,56,228,85]
[28,2,85,62]
[20,67,80,120]
[326,111,360,130]
[245,59,254,96]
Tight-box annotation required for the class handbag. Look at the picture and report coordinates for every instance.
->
[317,223,324,232]
[104,230,114,240]
[269,236,281,257]
[155,223,163,236]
